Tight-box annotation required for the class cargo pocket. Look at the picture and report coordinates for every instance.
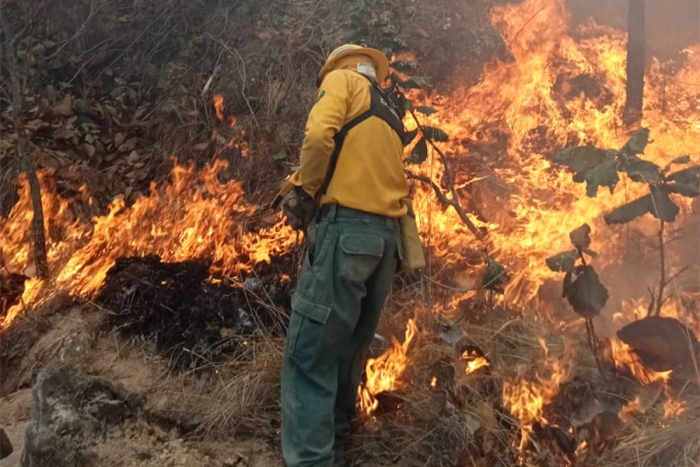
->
[339,233,385,283]
[288,292,332,365]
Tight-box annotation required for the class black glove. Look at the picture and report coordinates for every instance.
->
[281,186,316,231]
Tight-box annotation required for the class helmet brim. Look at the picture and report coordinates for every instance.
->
[318,46,390,84]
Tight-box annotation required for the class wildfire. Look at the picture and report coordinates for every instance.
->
[358,319,418,414]
[608,339,672,385]
[1,160,297,329]
[408,0,700,307]
[502,338,575,452]
[461,349,490,375]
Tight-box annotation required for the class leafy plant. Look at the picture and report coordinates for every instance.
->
[546,224,608,353]
[556,128,700,316]
[380,61,507,291]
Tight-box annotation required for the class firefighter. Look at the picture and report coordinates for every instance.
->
[277,44,410,467]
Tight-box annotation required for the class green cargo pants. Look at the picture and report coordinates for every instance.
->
[281,204,401,467]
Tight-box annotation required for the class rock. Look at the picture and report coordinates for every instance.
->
[0,427,13,460]
[132,444,151,460]
[617,316,699,372]
[20,365,142,467]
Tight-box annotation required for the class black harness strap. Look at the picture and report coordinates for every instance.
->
[316,74,405,199]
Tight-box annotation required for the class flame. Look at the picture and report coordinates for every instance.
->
[609,339,672,385]
[213,94,225,122]
[502,338,575,452]
[408,0,700,307]
[1,159,297,329]
[461,349,490,375]
[663,398,687,418]
[358,319,418,414]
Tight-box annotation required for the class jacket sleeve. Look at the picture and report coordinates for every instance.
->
[287,71,351,197]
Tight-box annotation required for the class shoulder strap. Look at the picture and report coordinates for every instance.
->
[316,74,406,199]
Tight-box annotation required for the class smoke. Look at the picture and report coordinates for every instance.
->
[567,0,700,62]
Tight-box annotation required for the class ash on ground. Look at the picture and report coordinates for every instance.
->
[96,255,292,370]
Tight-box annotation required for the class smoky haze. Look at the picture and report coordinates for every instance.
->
[567,0,700,61]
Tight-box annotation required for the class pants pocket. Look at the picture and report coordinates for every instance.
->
[338,232,385,283]
[288,293,332,364]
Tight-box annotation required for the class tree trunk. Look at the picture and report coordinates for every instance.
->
[623,0,646,127]
[2,26,50,279]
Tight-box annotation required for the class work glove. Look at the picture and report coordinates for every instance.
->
[280,186,316,231]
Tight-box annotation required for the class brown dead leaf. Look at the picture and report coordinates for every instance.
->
[414,28,430,39]
[104,104,118,117]
[193,142,210,152]
[127,150,139,164]
[114,132,126,147]
[53,128,75,140]
[54,94,74,117]
[119,138,137,152]
[84,143,96,158]
[25,119,47,131]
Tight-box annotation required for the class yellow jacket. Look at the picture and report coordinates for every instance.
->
[280,58,409,217]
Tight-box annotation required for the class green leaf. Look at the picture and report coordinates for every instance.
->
[569,224,592,250]
[545,250,579,273]
[669,155,691,165]
[625,159,661,184]
[666,165,700,184]
[562,271,573,298]
[400,96,414,111]
[649,186,680,222]
[483,258,508,293]
[584,159,619,197]
[402,128,419,146]
[604,195,653,225]
[405,137,428,164]
[565,265,609,318]
[415,106,437,116]
[401,77,431,89]
[621,128,650,155]
[555,146,614,174]
[664,182,700,198]
[422,126,449,142]
[390,60,418,74]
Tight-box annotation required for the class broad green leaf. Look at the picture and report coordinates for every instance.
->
[584,159,619,197]
[565,265,609,318]
[405,137,428,164]
[569,224,592,250]
[621,128,650,155]
[666,165,700,184]
[583,248,599,258]
[669,155,691,165]
[555,146,614,174]
[625,159,661,184]
[400,96,414,111]
[415,106,437,116]
[664,182,700,198]
[483,258,508,293]
[604,195,652,225]
[649,186,680,222]
[545,250,579,273]
[401,77,431,89]
[422,126,449,142]
[562,271,573,298]
[402,128,419,146]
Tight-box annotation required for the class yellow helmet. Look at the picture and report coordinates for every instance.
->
[318,44,390,83]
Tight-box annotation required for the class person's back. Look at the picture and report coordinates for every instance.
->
[275,44,413,467]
